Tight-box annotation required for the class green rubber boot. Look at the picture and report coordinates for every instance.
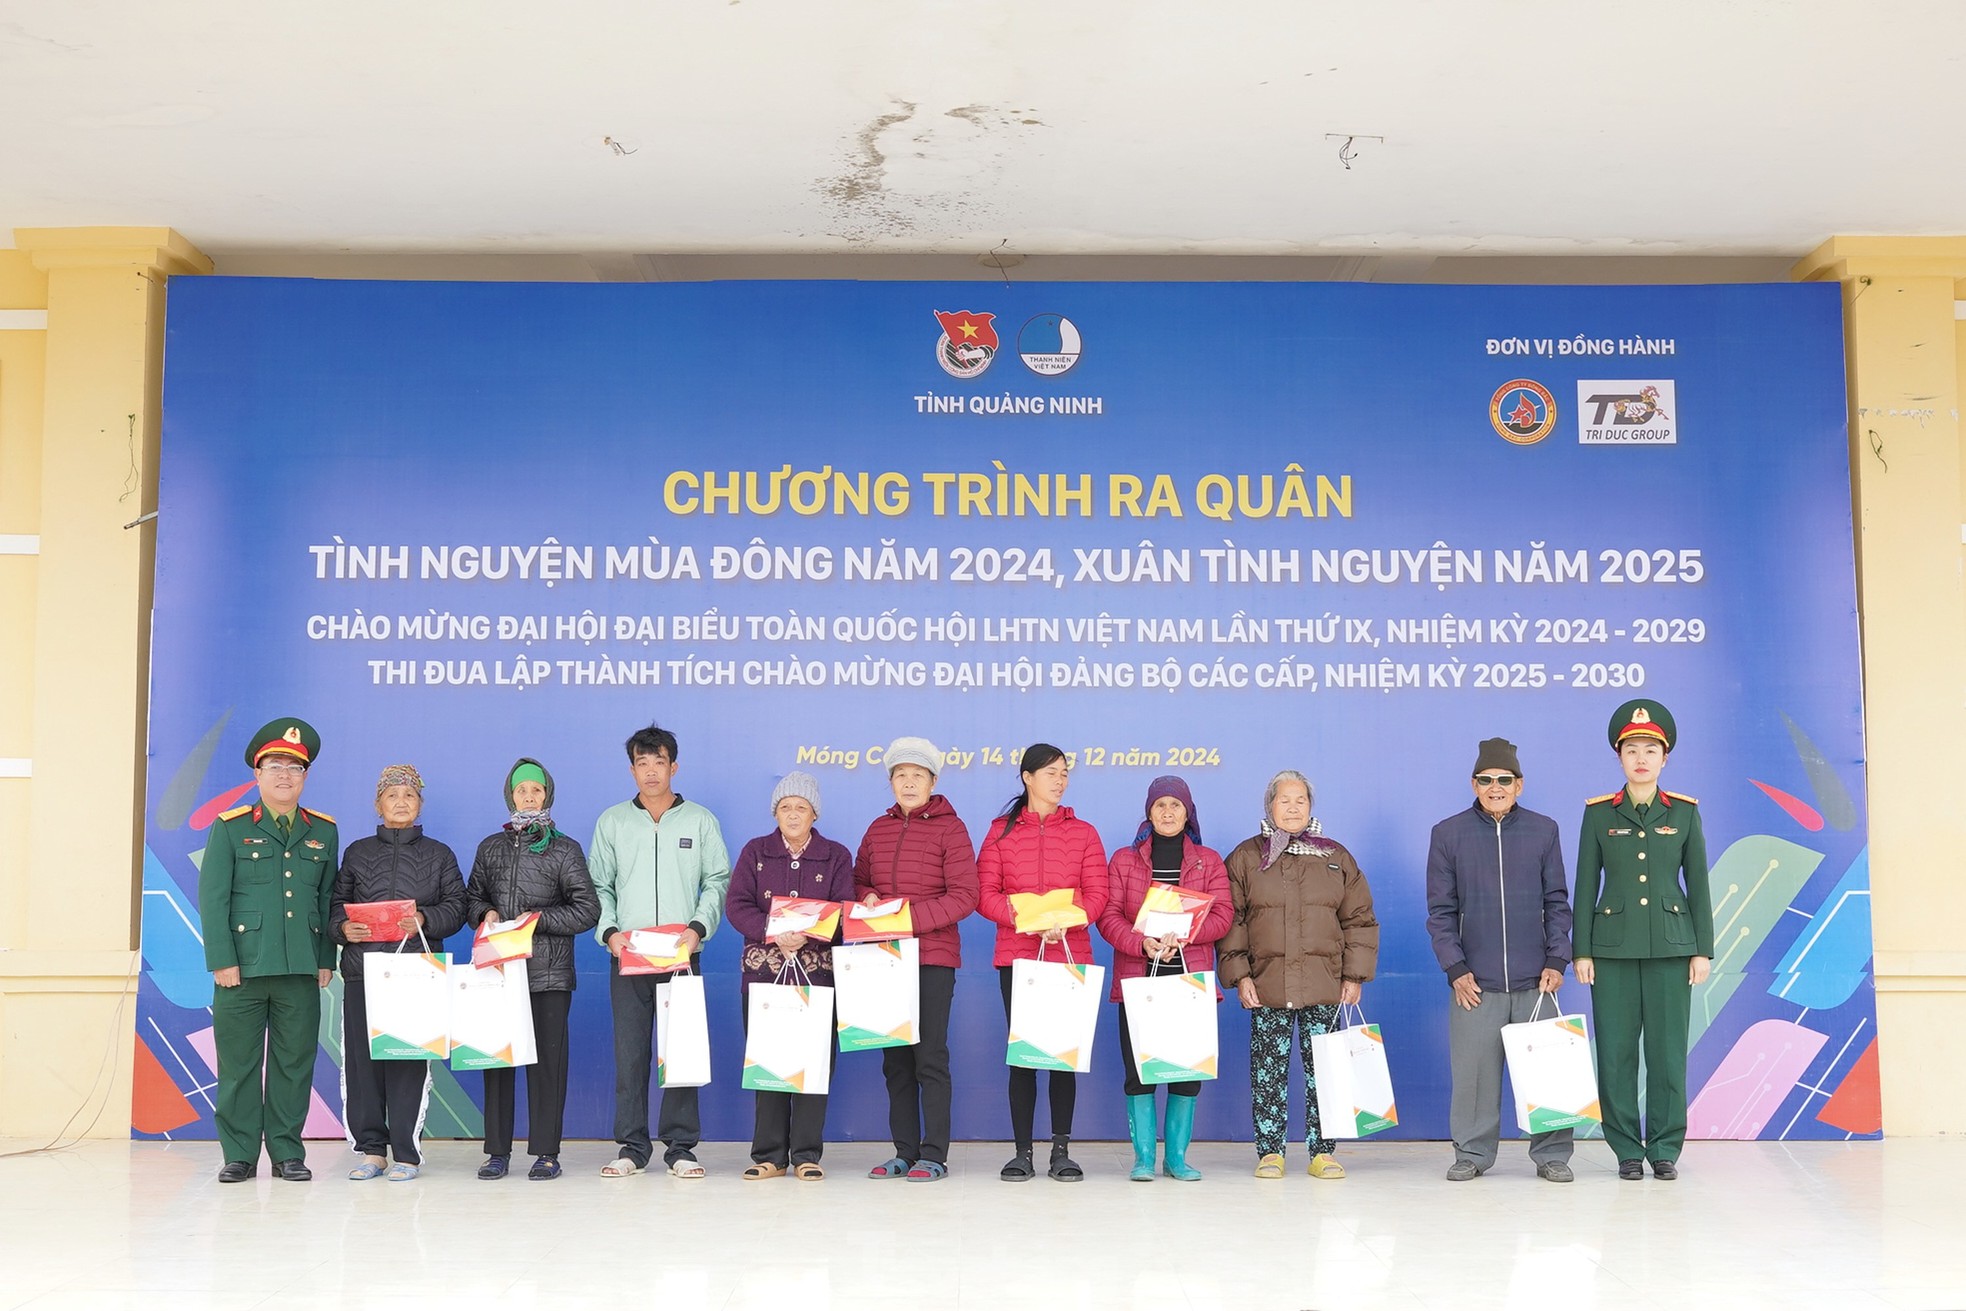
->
[1126,1094,1157,1181]
[1162,1093,1203,1181]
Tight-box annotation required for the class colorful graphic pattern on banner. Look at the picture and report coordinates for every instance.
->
[135,279,1876,1146]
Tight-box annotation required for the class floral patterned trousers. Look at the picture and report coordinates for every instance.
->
[1250,1003,1339,1157]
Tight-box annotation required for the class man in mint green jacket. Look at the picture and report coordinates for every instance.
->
[589,723,731,1177]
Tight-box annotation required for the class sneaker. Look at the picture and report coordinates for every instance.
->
[1649,1159,1678,1180]
[1446,1160,1483,1182]
[1537,1161,1575,1183]
[476,1155,509,1180]
[527,1155,561,1180]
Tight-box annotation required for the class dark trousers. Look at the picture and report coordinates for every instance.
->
[1592,956,1693,1163]
[341,978,432,1164]
[882,963,956,1165]
[1117,999,1202,1099]
[742,985,837,1165]
[211,973,320,1164]
[610,959,702,1167]
[1000,966,1078,1147]
[481,988,571,1158]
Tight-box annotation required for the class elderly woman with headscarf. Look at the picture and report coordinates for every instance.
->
[724,771,857,1180]
[465,758,600,1182]
[1096,775,1234,1182]
[1217,769,1379,1180]
[329,764,469,1180]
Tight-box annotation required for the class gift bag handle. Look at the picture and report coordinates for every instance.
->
[392,922,434,957]
[1338,1000,1369,1029]
[1527,990,1557,1024]
[1035,937,1079,969]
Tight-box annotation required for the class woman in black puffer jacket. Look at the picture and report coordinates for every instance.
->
[466,757,600,1181]
[330,763,468,1181]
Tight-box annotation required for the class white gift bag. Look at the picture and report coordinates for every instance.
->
[656,971,713,1088]
[1501,998,1601,1133]
[833,938,920,1051]
[448,957,537,1070]
[1007,948,1104,1073]
[364,938,451,1061]
[742,970,835,1095]
[1120,969,1219,1084]
[1308,1004,1398,1138]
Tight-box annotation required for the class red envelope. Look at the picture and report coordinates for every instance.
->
[620,924,693,975]
[767,896,842,940]
[345,899,417,943]
[842,898,913,943]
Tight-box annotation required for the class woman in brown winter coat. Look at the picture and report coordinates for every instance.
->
[1217,769,1378,1181]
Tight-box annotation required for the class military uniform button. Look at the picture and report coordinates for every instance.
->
[1603,908,1612,915]
[236,924,246,932]
[1639,874,1648,883]
[1637,852,1647,860]
[284,890,293,898]
[286,911,294,918]
[1640,897,1649,905]
[251,852,260,860]
[284,871,292,879]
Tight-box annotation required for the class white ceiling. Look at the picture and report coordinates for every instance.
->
[3,1,1963,281]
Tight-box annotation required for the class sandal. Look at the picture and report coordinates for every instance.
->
[527,1155,561,1181]
[742,1161,787,1180]
[868,1156,912,1179]
[347,1159,386,1181]
[600,1156,644,1178]
[1000,1151,1035,1182]
[1255,1152,1286,1179]
[1047,1140,1084,1182]
[1307,1153,1347,1179]
[791,1162,825,1181]
[905,1160,947,1182]
[667,1157,707,1179]
[477,1155,509,1181]
[384,1162,419,1182]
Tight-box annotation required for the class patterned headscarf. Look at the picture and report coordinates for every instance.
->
[375,764,424,797]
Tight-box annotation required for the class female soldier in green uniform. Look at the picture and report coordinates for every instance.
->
[1573,699,1712,1181]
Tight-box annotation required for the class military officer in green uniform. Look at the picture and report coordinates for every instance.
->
[198,718,339,1183]
[1573,699,1712,1181]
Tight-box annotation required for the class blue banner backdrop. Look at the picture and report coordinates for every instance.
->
[134,278,1877,1150]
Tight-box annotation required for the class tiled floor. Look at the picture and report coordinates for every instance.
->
[0,1138,1957,1310]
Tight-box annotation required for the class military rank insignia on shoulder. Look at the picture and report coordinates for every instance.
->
[1585,792,1618,806]
[1663,791,1699,806]
[302,807,336,824]
[218,803,253,821]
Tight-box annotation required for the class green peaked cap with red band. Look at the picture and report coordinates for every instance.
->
[245,717,321,768]
[1606,699,1675,752]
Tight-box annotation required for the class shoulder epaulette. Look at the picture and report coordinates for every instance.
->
[217,803,252,821]
[1664,790,1699,806]
[1584,792,1618,806]
[303,807,336,823]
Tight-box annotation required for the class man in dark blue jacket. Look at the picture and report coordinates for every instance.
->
[1425,737,1574,1182]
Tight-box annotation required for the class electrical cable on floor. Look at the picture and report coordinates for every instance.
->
[0,948,142,1158]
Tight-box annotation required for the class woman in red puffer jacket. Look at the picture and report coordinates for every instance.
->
[976,742,1109,1183]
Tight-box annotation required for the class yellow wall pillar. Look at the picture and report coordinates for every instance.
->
[0,227,209,1137]
[1795,236,1966,1135]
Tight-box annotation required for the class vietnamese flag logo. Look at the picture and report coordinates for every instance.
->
[934,309,999,379]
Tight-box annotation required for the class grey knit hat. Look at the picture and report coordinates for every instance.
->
[883,736,943,777]
[1472,738,1523,777]
[770,770,822,817]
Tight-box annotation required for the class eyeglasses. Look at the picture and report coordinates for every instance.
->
[1473,773,1518,787]
[258,761,307,777]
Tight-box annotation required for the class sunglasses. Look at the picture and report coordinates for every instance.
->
[1473,773,1518,787]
